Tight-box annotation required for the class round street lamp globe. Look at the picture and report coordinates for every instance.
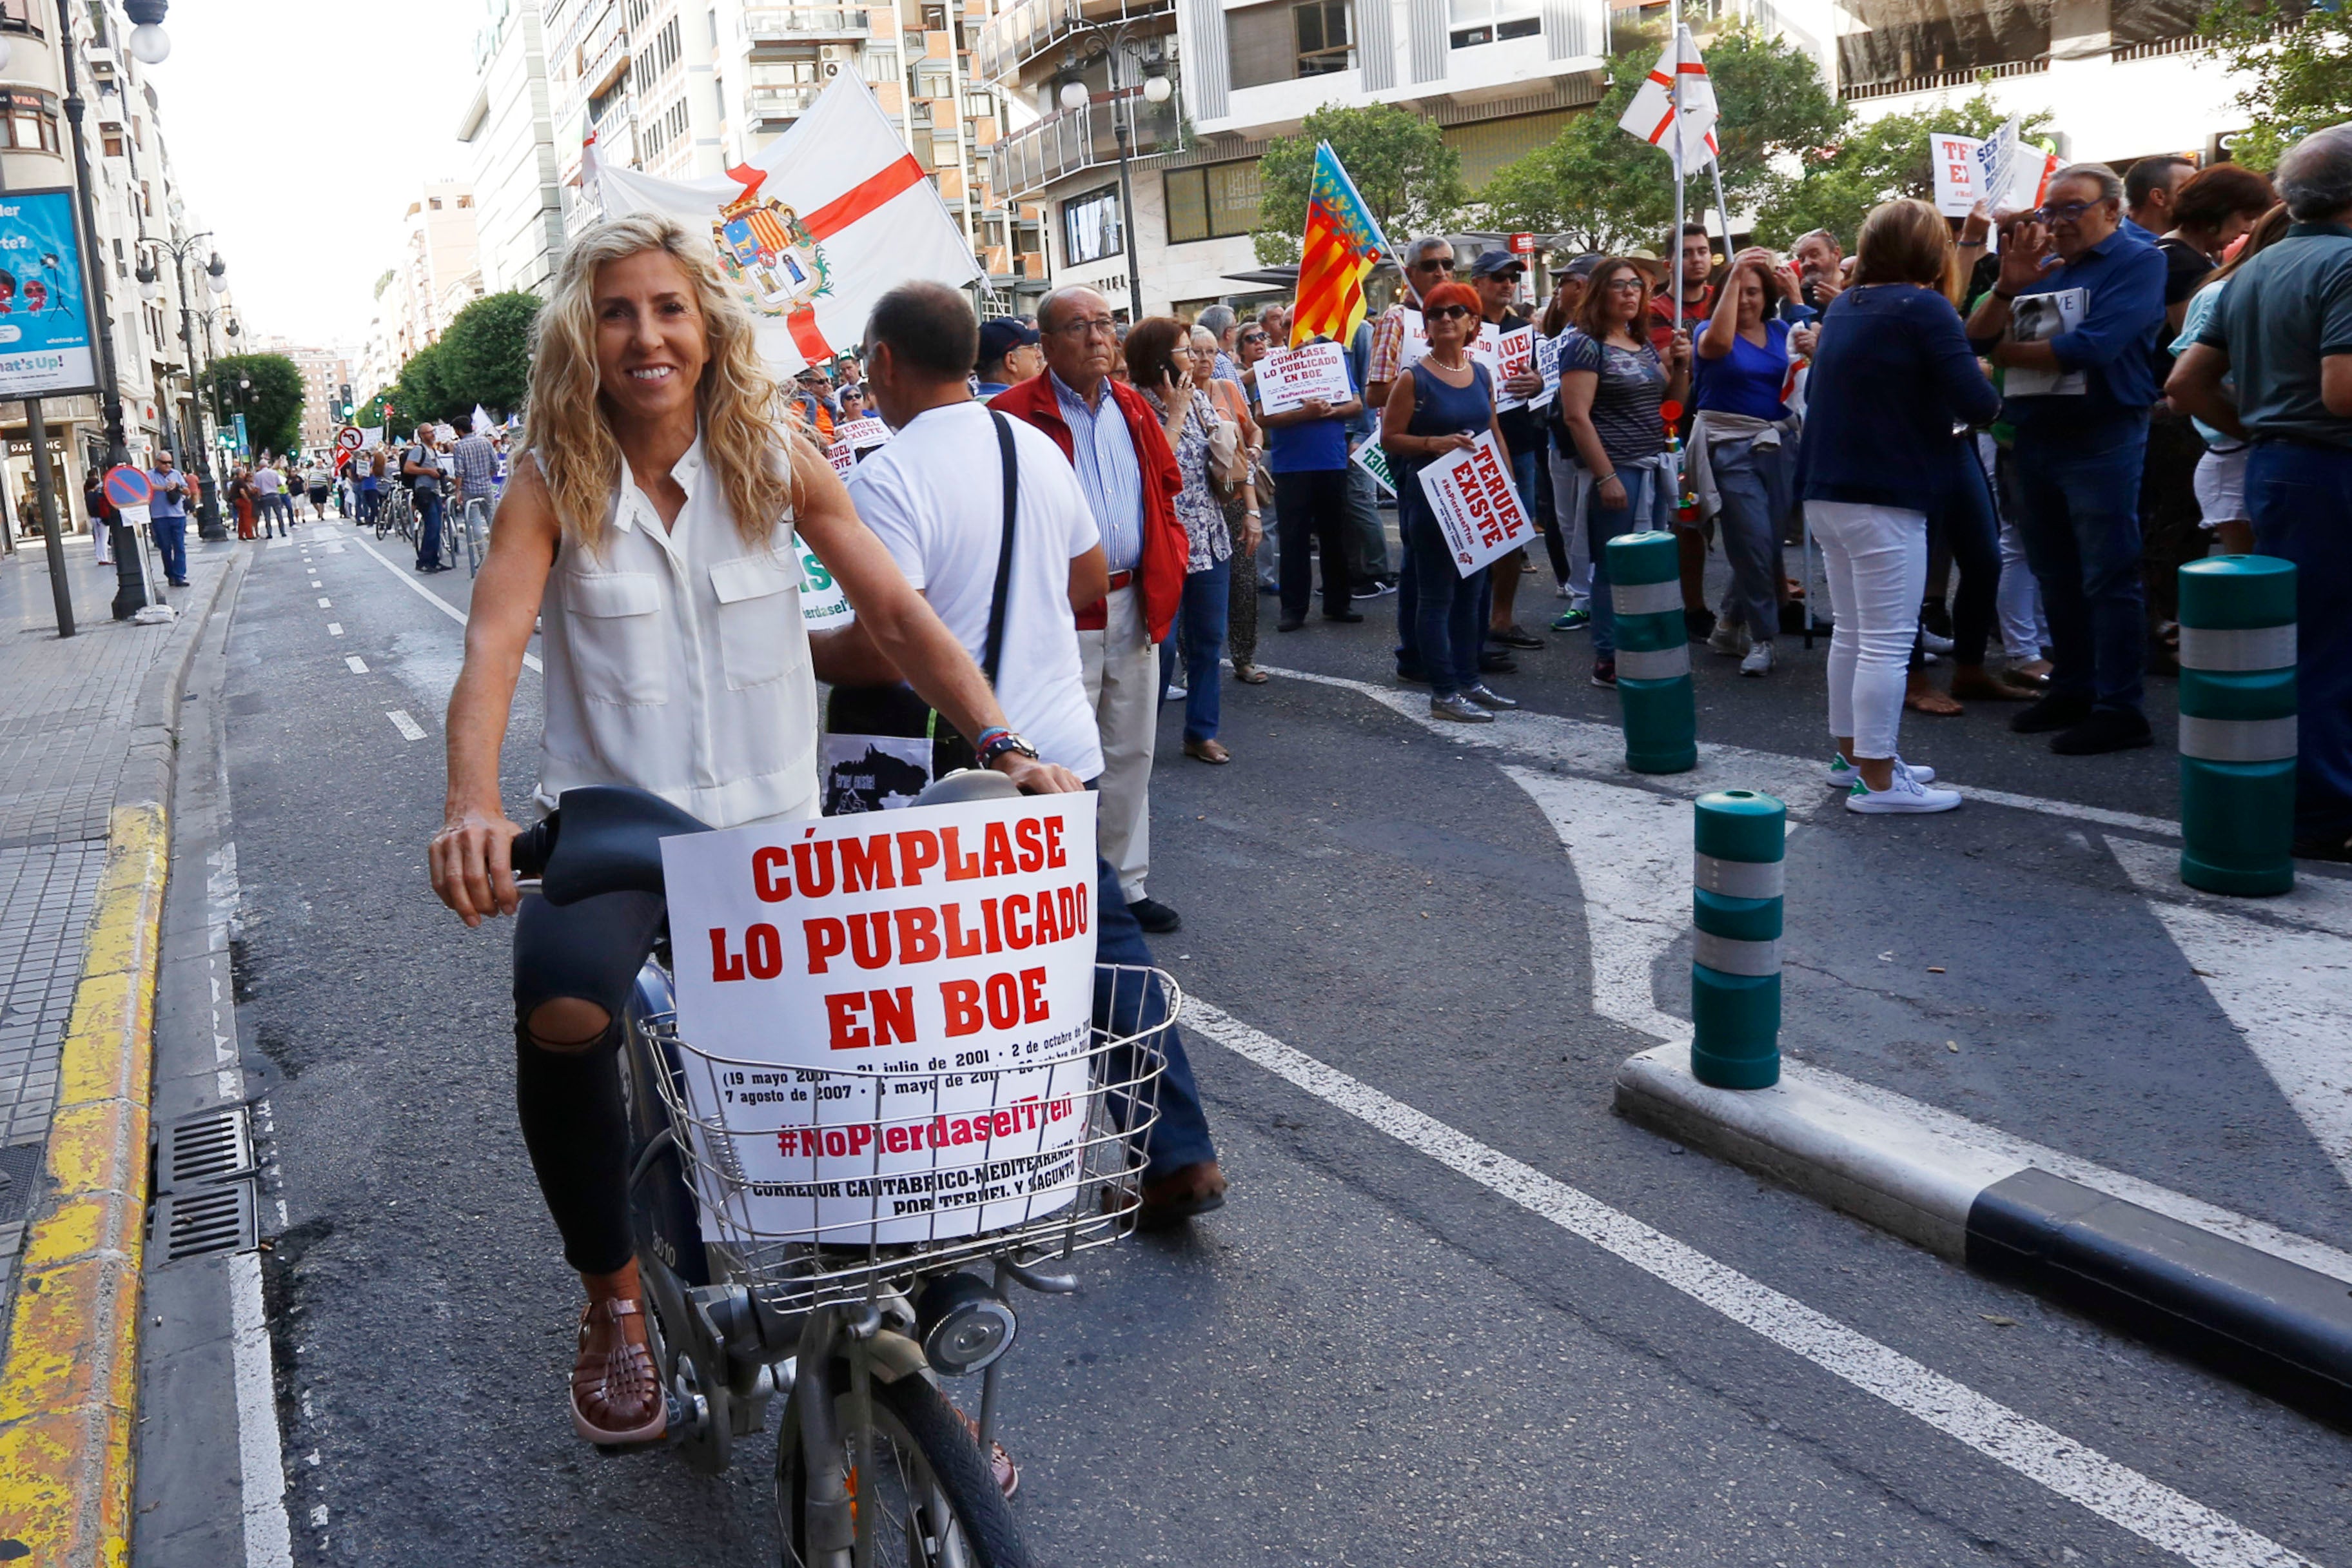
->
[1142,72,1172,104]
[1059,79,1089,110]
[127,23,171,64]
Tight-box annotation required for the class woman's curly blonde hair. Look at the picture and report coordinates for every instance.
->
[528,213,802,556]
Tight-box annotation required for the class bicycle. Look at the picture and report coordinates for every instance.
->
[447,496,489,575]
[377,485,410,542]
[508,775,1173,1568]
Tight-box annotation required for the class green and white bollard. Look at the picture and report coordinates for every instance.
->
[1691,790,1785,1090]
[1607,530,1696,774]
[2177,555,2296,897]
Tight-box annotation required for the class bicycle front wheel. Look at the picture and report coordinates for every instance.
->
[776,1371,1031,1568]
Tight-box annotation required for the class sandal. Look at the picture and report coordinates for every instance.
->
[1231,663,1269,685]
[571,1295,667,1446]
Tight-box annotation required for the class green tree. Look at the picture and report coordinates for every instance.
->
[1479,21,1843,253]
[2199,0,2352,171]
[390,341,456,429]
[199,353,304,458]
[1756,90,2055,246]
[1250,103,1467,264]
[434,291,540,417]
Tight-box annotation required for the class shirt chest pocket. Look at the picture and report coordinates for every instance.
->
[709,552,801,691]
[562,570,668,706]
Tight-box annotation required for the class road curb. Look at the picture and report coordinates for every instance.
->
[1614,1043,2352,1427]
[0,546,244,1564]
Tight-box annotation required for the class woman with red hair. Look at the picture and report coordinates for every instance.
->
[1380,280,1514,722]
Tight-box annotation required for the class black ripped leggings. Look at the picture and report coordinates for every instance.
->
[513,889,667,1275]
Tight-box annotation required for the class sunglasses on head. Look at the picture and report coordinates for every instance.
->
[1424,304,1473,321]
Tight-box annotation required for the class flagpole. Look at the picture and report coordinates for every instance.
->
[1708,151,1733,268]
[1669,7,1685,319]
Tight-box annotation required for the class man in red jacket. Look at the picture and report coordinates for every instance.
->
[991,286,1190,934]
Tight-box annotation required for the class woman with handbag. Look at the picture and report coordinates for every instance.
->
[1191,325,1266,684]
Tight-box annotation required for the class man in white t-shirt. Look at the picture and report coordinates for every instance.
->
[820,280,1226,1233]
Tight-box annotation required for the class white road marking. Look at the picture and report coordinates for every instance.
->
[1186,1001,2315,1568]
[266,538,292,550]
[231,1252,295,1568]
[348,532,541,673]
[344,656,368,674]
[1262,665,2180,839]
[386,709,426,741]
[2106,837,2352,1191]
[326,623,342,637]
[316,597,330,609]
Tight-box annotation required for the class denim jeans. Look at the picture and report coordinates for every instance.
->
[1545,450,1593,610]
[414,487,444,567]
[1157,557,1228,743]
[1709,438,1788,643]
[1584,462,1671,660]
[2247,440,2352,841]
[359,485,380,525]
[149,514,187,583]
[1398,473,1486,697]
[1091,852,1217,1179]
[2010,418,2150,714]
[1344,462,1390,583]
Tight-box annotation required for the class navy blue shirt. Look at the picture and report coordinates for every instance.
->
[1972,226,2166,431]
[1800,284,2001,516]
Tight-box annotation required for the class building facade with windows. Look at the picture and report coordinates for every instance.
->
[393,182,484,366]
[460,0,567,296]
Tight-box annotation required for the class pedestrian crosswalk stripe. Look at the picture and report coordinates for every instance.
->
[317,597,330,609]
[344,656,368,674]
[385,710,425,741]
[326,623,342,636]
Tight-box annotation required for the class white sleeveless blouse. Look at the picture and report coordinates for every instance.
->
[534,437,820,829]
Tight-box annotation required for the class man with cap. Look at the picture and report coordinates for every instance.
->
[975,317,1043,398]
[1471,248,1551,658]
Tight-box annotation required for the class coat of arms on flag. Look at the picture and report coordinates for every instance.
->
[713,170,832,316]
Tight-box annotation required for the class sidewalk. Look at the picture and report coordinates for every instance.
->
[0,531,235,1307]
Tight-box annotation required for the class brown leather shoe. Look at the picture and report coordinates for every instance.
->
[1135,1161,1228,1229]
[1183,737,1231,765]
[959,1409,1021,1499]
[571,1294,667,1446]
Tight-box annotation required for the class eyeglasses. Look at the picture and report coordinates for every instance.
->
[1605,277,1646,293]
[1239,330,1268,344]
[2034,201,2099,224]
[1049,316,1119,338]
[1424,304,1473,321]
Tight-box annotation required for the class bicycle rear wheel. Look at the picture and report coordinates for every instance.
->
[776,1371,1031,1568]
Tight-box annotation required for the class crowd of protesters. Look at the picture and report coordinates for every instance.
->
[907,123,2342,853]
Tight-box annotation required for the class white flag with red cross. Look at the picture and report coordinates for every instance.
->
[1618,24,1720,168]
[596,74,982,374]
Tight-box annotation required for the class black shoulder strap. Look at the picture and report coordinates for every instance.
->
[983,411,1019,687]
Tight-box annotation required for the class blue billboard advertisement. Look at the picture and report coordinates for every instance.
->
[0,189,97,399]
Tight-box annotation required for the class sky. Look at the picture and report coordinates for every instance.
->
[160,0,487,351]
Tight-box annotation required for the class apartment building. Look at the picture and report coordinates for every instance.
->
[289,349,354,454]
[460,0,567,295]
[393,181,484,364]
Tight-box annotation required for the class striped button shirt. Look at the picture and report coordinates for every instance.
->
[1049,369,1142,573]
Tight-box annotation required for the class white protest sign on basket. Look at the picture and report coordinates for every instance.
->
[1254,340,1354,415]
[662,790,1101,1244]
[1931,132,1986,217]
[1491,326,1538,411]
[1350,422,1395,497]
[1416,429,1537,578]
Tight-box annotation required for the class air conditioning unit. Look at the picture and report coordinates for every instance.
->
[823,60,841,76]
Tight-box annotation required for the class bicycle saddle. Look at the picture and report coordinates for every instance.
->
[511,785,713,905]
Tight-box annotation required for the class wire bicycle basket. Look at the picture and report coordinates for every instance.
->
[639,962,1177,1315]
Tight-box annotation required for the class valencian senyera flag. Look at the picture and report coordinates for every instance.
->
[596,74,981,374]
[1291,144,1393,349]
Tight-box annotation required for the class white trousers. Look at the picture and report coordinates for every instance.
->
[1079,583,1159,902]
[1545,449,1594,607]
[1809,500,1926,761]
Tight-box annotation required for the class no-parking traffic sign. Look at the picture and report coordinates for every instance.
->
[102,465,153,509]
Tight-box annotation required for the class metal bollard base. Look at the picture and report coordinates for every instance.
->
[1618,676,1696,774]
[2179,757,2295,897]
[1690,967,1781,1088]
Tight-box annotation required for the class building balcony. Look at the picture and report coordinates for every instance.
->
[743,6,872,43]
[582,28,631,96]
[986,90,1180,199]
[974,0,1170,86]
[1839,54,2046,101]
[747,81,827,127]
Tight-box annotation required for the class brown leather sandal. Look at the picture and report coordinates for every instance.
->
[571,1295,668,1446]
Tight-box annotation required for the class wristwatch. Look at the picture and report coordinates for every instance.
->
[977,730,1040,768]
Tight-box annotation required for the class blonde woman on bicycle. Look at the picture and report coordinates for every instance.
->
[426,213,1081,1447]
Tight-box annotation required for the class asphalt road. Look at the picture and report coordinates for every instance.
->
[206,518,2352,1567]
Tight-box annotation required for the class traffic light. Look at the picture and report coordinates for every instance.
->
[339,383,353,419]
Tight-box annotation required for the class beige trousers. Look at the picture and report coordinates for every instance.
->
[1078,583,1159,903]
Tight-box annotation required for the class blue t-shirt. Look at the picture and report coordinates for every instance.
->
[1264,354,1356,473]
[1692,318,1791,421]
[146,468,187,518]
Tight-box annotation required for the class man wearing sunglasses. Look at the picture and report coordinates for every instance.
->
[1967,163,2168,757]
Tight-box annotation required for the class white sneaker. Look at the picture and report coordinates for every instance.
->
[1163,684,1187,702]
[1707,620,1752,657]
[1825,754,1936,787]
[1739,641,1774,677]
[1923,628,1955,656]
[1845,770,1963,814]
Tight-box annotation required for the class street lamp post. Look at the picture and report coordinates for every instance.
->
[1052,27,1174,323]
[141,237,230,537]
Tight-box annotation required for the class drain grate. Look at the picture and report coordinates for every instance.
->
[155,1106,253,1191]
[150,1182,257,1262]
[0,1143,46,1227]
